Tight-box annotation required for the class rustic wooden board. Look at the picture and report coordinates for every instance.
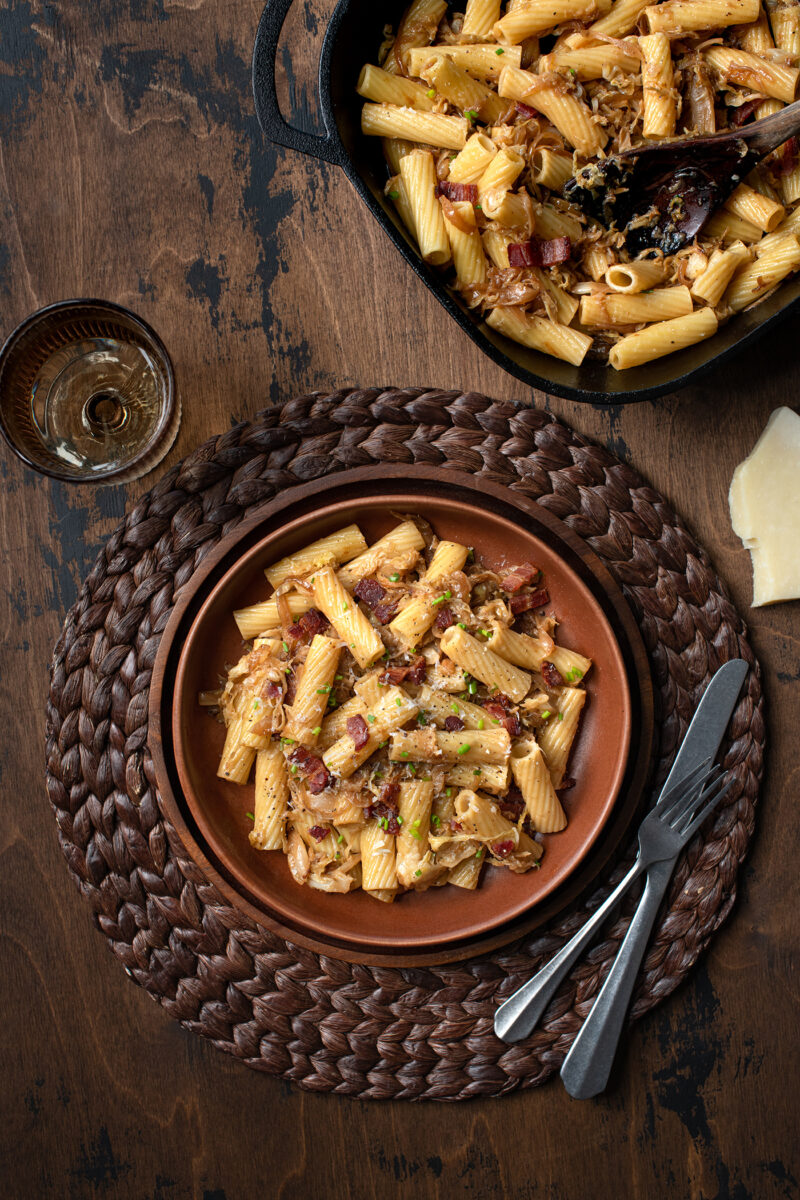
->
[0,0,797,1197]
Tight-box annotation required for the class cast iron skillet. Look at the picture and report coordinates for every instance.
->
[252,0,800,405]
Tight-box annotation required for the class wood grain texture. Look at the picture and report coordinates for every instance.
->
[0,1,797,1198]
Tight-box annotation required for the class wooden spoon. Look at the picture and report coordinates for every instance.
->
[564,99,800,253]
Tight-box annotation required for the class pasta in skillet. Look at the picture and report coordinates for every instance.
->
[200,519,592,902]
[357,0,800,370]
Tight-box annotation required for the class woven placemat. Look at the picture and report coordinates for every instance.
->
[45,388,764,1100]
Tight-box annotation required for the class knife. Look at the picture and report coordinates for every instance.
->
[494,658,749,1045]
[559,658,749,1099]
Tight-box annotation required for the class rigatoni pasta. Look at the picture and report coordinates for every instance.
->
[201,517,592,900]
[356,0,800,373]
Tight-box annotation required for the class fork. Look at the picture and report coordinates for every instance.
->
[494,761,731,1043]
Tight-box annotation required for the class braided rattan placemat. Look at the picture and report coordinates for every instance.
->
[45,389,764,1100]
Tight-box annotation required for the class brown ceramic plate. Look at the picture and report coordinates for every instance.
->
[149,466,653,965]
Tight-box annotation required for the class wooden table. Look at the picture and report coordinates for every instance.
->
[1,2,797,1196]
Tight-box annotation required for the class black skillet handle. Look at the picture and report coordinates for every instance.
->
[252,0,344,164]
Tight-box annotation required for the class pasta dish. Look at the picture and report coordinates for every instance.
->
[357,0,800,370]
[200,518,591,902]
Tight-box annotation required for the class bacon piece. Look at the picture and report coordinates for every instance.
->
[308,768,331,795]
[379,655,427,686]
[373,599,399,625]
[346,714,370,750]
[558,776,576,792]
[508,236,571,269]
[437,180,479,204]
[492,839,516,859]
[500,563,540,593]
[353,577,386,608]
[377,780,400,807]
[483,695,520,735]
[365,796,400,835]
[541,660,565,690]
[433,605,455,632]
[380,665,408,685]
[266,682,282,700]
[288,608,330,641]
[498,786,525,821]
[449,819,463,833]
[407,654,427,684]
[289,746,331,793]
[502,713,522,737]
[308,825,329,842]
[730,99,760,127]
[284,670,298,706]
[510,587,550,615]
[516,101,537,119]
[444,715,464,732]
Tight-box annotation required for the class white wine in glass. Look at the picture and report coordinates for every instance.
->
[0,300,179,483]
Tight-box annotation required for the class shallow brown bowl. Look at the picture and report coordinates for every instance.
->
[149,466,654,965]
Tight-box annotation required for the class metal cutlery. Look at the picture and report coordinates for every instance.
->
[494,660,749,1047]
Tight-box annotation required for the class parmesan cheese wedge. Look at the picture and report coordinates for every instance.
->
[729,406,800,606]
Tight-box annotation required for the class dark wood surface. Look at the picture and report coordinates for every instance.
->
[0,2,797,1197]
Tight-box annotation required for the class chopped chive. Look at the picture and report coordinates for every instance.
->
[379,740,388,748]
[316,685,331,694]
[415,869,422,877]
[567,668,583,681]
[342,603,349,612]
[401,751,410,759]
[458,621,466,630]
[479,628,490,639]
[495,47,504,54]
[388,188,399,200]
[467,548,474,560]
[396,698,402,706]
[409,764,417,775]
[389,572,400,582]
[542,709,551,719]
[457,743,470,756]
[246,811,254,821]
[281,640,289,652]
[431,595,446,606]
[285,667,292,675]
[291,764,299,775]
[473,768,482,776]
[465,108,479,121]
[412,818,421,827]
[426,87,435,98]
[335,851,340,860]
[478,718,485,730]
[468,680,477,695]
[558,712,564,721]
[335,674,343,682]
[337,833,344,844]
[444,590,452,600]
[431,814,441,828]
[569,67,577,76]
[417,711,428,726]
[450,702,460,714]
[411,829,421,839]
[446,787,453,797]
[475,848,482,859]
[397,815,404,825]
[491,718,500,725]
[367,714,376,724]
[328,697,337,708]
[281,737,296,745]
[311,725,322,736]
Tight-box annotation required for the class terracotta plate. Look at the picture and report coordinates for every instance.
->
[150,467,653,964]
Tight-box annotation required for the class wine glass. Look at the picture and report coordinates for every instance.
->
[0,299,179,483]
